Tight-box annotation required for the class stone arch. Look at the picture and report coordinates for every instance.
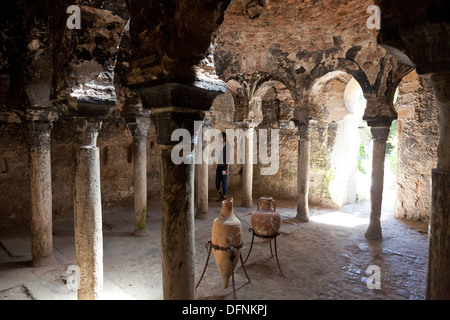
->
[306,71,367,208]
[227,71,299,124]
[248,78,296,126]
[307,70,365,122]
[211,87,236,125]
[227,79,249,123]
[250,78,297,199]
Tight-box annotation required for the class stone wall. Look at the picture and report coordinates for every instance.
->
[215,0,381,100]
[0,106,162,232]
[395,71,439,220]
[0,0,442,233]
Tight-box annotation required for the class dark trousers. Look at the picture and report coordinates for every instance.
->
[215,166,228,196]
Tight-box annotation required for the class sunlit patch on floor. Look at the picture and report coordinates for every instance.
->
[310,211,369,228]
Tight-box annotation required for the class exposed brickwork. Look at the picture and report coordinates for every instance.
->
[395,71,439,220]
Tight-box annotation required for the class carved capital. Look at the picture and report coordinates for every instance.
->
[364,116,394,128]
[138,82,225,111]
[73,118,102,147]
[297,124,311,140]
[294,119,317,140]
[24,107,59,146]
[370,126,390,142]
[24,107,59,123]
[26,121,52,148]
[150,110,204,146]
[123,109,151,137]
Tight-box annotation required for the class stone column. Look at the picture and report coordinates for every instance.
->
[242,125,255,208]
[195,125,209,219]
[124,109,151,236]
[365,122,391,240]
[73,118,104,300]
[296,122,311,222]
[25,108,59,267]
[137,81,225,300]
[151,109,202,300]
[426,73,450,300]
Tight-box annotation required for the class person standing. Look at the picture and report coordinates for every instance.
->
[216,132,230,200]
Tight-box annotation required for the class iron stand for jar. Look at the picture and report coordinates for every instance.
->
[243,228,285,277]
[196,241,251,299]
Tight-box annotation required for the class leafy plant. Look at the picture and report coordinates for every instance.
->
[356,193,368,203]
[386,120,398,174]
[357,144,367,174]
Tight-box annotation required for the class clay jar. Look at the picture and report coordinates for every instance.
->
[211,197,242,289]
[251,197,281,243]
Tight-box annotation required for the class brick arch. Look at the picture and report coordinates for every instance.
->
[249,79,295,124]
[307,70,365,123]
[227,72,298,124]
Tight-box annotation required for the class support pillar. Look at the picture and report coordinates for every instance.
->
[25,108,59,267]
[426,73,450,300]
[150,109,202,300]
[195,125,209,219]
[296,122,311,222]
[73,118,104,300]
[137,81,225,300]
[242,126,255,208]
[365,122,391,240]
[124,109,151,236]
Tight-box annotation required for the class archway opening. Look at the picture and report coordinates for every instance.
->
[355,88,399,215]
[307,72,367,209]
[251,80,297,199]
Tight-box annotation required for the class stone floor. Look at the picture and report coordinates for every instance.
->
[0,188,429,300]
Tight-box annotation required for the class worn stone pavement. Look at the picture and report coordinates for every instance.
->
[0,185,429,300]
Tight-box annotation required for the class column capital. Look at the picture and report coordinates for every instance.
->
[137,82,224,146]
[364,116,394,128]
[137,82,225,111]
[25,120,53,133]
[294,119,317,140]
[298,124,310,140]
[123,109,151,137]
[202,111,215,128]
[24,107,60,126]
[72,118,102,147]
[150,110,204,146]
[24,107,59,145]
[370,126,390,141]
[236,120,259,129]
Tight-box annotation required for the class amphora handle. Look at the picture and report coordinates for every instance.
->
[257,197,277,212]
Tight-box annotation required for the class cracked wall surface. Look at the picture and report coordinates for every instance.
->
[395,71,439,220]
[0,0,442,231]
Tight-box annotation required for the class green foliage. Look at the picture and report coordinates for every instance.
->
[356,193,368,204]
[322,170,335,199]
[357,144,367,174]
[388,147,398,174]
[386,120,398,174]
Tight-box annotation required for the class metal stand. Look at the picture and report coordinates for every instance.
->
[243,228,285,277]
[196,241,251,300]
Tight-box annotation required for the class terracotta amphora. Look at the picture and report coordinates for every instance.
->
[251,196,281,243]
[211,197,242,289]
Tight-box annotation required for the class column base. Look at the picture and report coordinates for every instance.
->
[242,199,253,208]
[31,253,57,268]
[296,197,310,222]
[133,228,150,237]
[365,222,382,240]
[295,215,310,223]
[195,211,209,220]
